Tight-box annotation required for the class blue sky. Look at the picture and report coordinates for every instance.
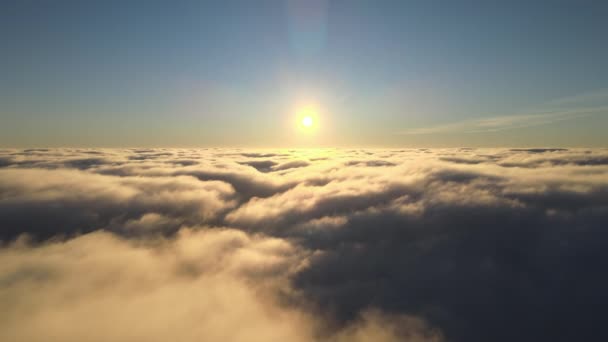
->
[1,0,607,147]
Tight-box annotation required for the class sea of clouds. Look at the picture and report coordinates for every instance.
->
[1,147,608,342]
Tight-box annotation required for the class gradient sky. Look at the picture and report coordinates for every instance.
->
[1,0,607,147]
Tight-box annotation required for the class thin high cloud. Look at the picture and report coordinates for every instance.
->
[1,147,608,341]
[401,88,608,135]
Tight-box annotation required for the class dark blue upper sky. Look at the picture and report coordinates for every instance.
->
[2,0,607,147]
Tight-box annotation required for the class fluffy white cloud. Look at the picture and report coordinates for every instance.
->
[0,228,439,342]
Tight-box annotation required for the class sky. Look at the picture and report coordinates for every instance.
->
[1,0,607,147]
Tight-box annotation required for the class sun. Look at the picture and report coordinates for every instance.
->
[297,105,318,131]
[302,115,313,127]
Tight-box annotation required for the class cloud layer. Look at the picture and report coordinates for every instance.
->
[1,147,608,341]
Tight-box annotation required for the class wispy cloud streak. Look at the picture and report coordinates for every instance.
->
[401,89,608,135]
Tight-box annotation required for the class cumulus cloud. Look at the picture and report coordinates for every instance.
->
[0,167,235,240]
[0,228,436,342]
[1,147,608,341]
[0,228,316,342]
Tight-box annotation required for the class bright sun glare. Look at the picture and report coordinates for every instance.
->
[302,116,313,127]
[297,106,318,131]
